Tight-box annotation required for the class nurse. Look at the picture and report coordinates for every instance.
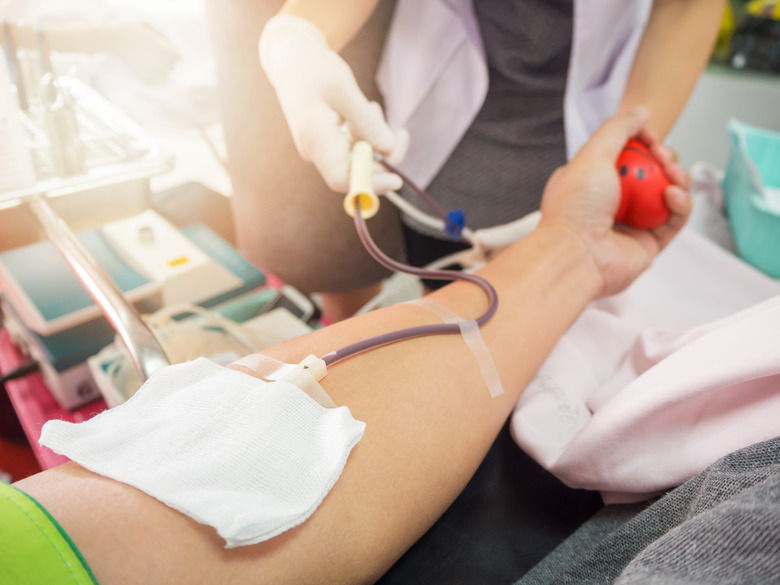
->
[211,0,723,321]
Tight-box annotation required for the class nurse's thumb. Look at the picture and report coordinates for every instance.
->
[342,99,395,154]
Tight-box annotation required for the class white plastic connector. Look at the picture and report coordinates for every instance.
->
[344,140,380,219]
[299,354,327,382]
[230,353,333,407]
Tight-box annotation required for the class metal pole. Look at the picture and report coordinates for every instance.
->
[28,194,168,382]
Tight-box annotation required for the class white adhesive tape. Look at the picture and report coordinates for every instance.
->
[409,299,504,398]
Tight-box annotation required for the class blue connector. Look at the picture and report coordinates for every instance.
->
[445,209,465,241]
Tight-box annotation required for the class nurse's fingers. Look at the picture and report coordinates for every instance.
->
[383,128,410,166]
[303,110,353,193]
[335,93,395,154]
[372,172,404,195]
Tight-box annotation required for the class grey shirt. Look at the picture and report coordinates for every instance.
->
[516,436,780,585]
[403,0,573,235]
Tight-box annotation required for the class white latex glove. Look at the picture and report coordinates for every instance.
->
[259,14,408,194]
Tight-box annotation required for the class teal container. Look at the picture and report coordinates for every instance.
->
[723,119,780,278]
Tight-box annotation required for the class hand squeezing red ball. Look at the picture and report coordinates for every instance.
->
[615,139,672,229]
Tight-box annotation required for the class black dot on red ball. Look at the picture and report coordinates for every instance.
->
[637,168,645,179]
[620,165,628,176]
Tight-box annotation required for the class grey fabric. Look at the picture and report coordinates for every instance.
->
[404,0,573,237]
[516,437,780,585]
[516,503,647,585]
[205,0,405,294]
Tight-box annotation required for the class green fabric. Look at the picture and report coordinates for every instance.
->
[0,481,98,585]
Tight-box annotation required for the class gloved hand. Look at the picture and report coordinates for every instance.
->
[259,14,408,194]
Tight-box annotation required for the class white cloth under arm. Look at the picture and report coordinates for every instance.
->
[40,357,365,547]
[512,228,780,503]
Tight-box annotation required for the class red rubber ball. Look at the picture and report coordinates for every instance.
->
[615,139,671,229]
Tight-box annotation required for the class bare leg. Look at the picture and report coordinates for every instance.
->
[320,281,383,322]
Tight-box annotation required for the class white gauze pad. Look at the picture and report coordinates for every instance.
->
[39,357,365,547]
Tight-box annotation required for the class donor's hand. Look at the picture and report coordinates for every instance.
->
[539,107,692,298]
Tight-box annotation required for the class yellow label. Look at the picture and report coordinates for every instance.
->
[168,256,189,267]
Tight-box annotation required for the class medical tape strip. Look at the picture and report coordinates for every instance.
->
[231,353,337,408]
[408,298,504,398]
